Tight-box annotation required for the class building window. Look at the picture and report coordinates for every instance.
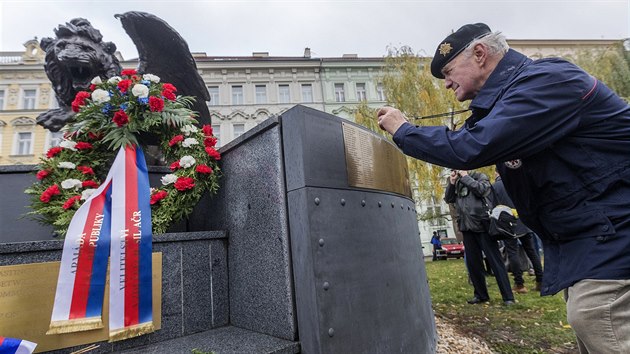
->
[22,89,37,109]
[377,83,386,101]
[208,86,220,106]
[233,123,245,139]
[356,83,367,101]
[47,131,64,149]
[15,132,33,155]
[231,85,243,105]
[278,84,290,103]
[255,85,267,104]
[334,83,345,102]
[0,89,5,110]
[301,84,313,103]
[212,124,221,147]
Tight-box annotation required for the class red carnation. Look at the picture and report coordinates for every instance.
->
[36,169,51,180]
[162,83,177,92]
[82,180,99,188]
[149,96,164,112]
[75,141,93,150]
[71,91,91,112]
[204,137,217,148]
[46,146,63,158]
[150,190,168,205]
[117,79,132,93]
[174,177,195,191]
[40,184,60,203]
[162,89,176,101]
[169,135,184,147]
[62,195,82,210]
[170,161,181,171]
[113,110,129,127]
[77,166,95,175]
[121,69,137,76]
[205,146,221,161]
[202,125,213,136]
[89,84,97,91]
[196,164,213,174]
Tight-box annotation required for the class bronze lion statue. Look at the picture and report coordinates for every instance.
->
[37,18,122,132]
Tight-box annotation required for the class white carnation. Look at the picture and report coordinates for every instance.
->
[91,76,102,85]
[182,138,199,148]
[81,188,97,200]
[91,89,111,103]
[143,73,160,83]
[59,140,77,151]
[131,84,149,98]
[58,161,76,169]
[108,76,122,84]
[179,155,196,168]
[61,178,82,190]
[181,125,198,136]
[161,174,178,186]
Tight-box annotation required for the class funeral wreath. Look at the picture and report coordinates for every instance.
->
[26,69,221,236]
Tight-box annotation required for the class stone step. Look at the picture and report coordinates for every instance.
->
[119,326,300,354]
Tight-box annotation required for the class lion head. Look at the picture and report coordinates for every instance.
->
[37,18,122,131]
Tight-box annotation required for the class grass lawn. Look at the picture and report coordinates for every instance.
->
[425,258,578,353]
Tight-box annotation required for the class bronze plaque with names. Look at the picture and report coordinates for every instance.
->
[342,122,412,197]
[0,253,162,353]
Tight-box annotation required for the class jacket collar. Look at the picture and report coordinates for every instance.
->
[469,49,530,111]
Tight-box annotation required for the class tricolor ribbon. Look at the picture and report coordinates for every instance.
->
[48,146,154,341]
[0,337,37,354]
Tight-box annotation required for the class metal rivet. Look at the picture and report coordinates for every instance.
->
[319,239,325,247]
[361,200,366,207]
[391,202,395,208]
[314,197,320,205]
[323,282,330,290]
[401,204,404,209]
[340,199,346,206]
[408,206,411,211]
[328,328,335,337]
[378,202,382,207]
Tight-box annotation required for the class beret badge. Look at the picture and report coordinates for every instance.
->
[439,42,453,56]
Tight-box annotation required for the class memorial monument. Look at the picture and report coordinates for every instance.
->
[0,12,437,353]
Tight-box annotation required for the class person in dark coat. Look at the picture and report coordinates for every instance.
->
[444,169,514,305]
[377,23,630,353]
[492,172,543,293]
[430,231,442,261]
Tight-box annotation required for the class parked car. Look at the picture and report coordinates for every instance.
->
[436,238,465,260]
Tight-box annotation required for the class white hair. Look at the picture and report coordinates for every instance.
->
[462,31,509,58]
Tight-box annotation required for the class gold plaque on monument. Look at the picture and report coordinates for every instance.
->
[0,253,162,353]
[342,122,412,197]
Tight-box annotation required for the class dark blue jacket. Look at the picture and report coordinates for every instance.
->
[393,49,630,295]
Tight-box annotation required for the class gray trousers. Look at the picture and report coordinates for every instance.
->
[565,279,630,354]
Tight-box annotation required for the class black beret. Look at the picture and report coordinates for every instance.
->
[430,23,492,79]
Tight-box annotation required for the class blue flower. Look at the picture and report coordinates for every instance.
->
[101,103,113,114]
[120,102,129,111]
[141,80,151,86]
[138,97,149,105]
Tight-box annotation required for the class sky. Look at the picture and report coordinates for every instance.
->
[1,0,629,60]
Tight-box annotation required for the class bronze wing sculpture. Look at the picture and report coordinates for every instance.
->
[37,12,210,132]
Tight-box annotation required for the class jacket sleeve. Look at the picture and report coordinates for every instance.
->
[391,62,594,169]
[444,180,456,203]
[458,173,491,198]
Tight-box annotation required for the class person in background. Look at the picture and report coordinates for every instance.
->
[492,171,543,293]
[431,231,442,261]
[377,22,630,353]
[445,169,514,305]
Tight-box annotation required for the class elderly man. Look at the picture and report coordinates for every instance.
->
[378,23,630,353]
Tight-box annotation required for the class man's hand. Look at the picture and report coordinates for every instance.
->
[458,170,468,177]
[377,107,409,135]
[449,170,459,184]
